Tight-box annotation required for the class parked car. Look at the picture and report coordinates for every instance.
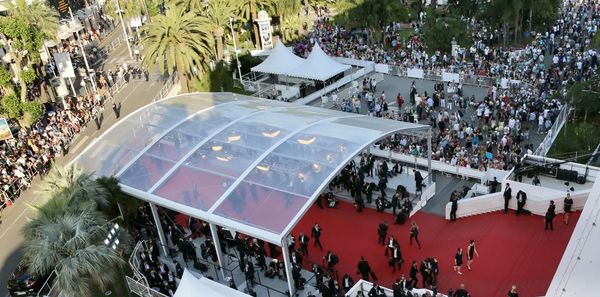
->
[7,262,52,297]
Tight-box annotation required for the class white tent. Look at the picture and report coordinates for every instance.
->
[174,269,250,297]
[286,43,351,81]
[251,41,305,76]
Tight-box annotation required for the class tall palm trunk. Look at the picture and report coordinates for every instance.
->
[214,27,225,60]
[250,0,260,49]
[175,58,189,93]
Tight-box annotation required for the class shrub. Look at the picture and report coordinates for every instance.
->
[22,100,44,126]
[1,94,22,119]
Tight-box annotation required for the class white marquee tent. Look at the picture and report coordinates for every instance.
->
[174,269,250,297]
[250,41,305,76]
[286,43,351,81]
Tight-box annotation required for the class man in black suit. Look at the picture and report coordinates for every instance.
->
[545,201,556,230]
[377,222,388,245]
[516,190,527,215]
[311,223,323,250]
[357,256,372,281]
[503,183,512,213]
[414,170,424,193]
[489,177,499,193]
[368,283,385,297]
[392,276,407,297]
[408,261,419,288]
[299,232,309,255]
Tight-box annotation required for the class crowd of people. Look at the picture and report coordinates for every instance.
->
[0,9,135,211]
[297,0,598,175]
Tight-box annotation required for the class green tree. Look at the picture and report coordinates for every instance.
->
[141,7,214,93]
[423,13,471,54]
[238,0,274,48]
[0,65,13,92]
[22,209,126,297]
[0,0,58,102]
[205,0,244,60]
[567,76,600,122]
[334,0,408,41]
[22,165,129,297]
[22,100,44,126]
[1,94,22,119]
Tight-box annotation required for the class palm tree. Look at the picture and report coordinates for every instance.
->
[204,0,244,60]
[2,0,59,101]
[271,0,300,28]
[38,165,109,211]
[10,0,59,41]
[22,209,126,297]
[239,0,274,48]
[141,7,214,93]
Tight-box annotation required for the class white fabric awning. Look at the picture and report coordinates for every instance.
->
[174,269,250,297]
[286,43,351,81]
[251,41,305,75]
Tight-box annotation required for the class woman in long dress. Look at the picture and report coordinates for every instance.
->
[454,247,463,275]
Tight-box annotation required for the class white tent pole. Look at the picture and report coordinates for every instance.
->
[281,235,295,297]
[149,202,169,256]
[209,223,227,280]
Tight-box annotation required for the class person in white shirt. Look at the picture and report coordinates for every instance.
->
[538,114,545,134]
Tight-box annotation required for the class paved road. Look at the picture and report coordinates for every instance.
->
[0,27,168,297]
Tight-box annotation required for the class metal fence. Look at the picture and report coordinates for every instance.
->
[152,72,179,102]
[534,104,571,156]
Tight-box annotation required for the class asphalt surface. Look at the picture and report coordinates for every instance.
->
[0,26,167,297]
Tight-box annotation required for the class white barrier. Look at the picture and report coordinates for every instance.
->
[374,63,389,74]
[407,68,425,79]
[441,71,460,83]
[369,148,509,181]
[444,180,589,220]
[344,279,447,297]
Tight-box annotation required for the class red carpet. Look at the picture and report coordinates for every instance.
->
[292,201,579,297]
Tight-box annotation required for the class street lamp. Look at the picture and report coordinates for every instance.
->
[104,223,122,250]
[114,0,134,59]
[229,17,243,83]
[69,7,98,93]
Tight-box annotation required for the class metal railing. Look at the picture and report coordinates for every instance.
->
[152,72,179,102]
[534,104,571,156]
[126,276,168,297]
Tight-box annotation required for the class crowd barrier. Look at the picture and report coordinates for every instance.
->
[534,104,570,156]
[344,279,447,297]
[444,179,589,220]
[152,72,179,102]
[293,63,376,105]
[369,147,510,182]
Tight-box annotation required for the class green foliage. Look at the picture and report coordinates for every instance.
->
[548,119,600,163]
[335,0,409,31]
[422,13,471,54]
[21,165,130,294]
[21,68,37,84]
[593,32,600,49]
[0,16,44,62]
[566,77,600,117]
[22,100,44,126]
[232,53,263,75]
[196,61,235,92]
[141,6,214,92]
[1,94,22,119]
[0,65,13,89]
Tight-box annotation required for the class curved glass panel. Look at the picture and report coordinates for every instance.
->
[151,106,332,210]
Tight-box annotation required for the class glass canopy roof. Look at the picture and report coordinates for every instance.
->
[74,93,429,244]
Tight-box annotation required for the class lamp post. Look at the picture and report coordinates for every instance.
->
[69,7,98,93]
[229,17,243,83]
[104,223,122,250]
[115,0,134,59]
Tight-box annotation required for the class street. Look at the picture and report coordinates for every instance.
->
[0,25,167,297]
